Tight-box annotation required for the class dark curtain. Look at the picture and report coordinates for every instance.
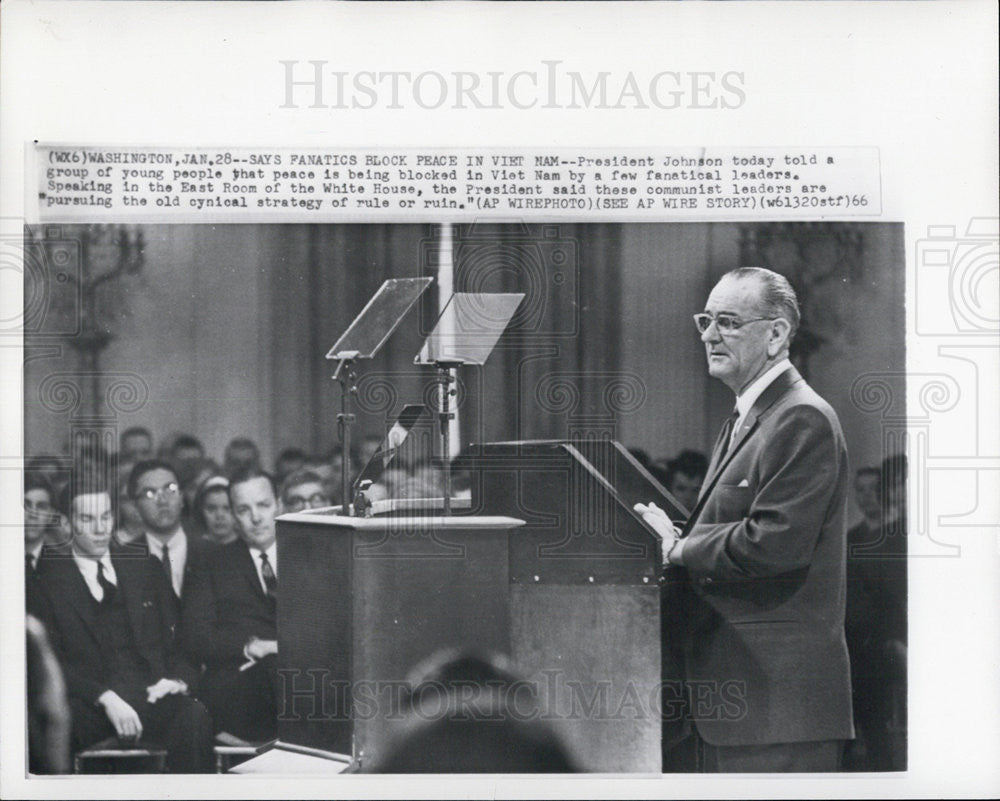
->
[266,224,437,456]
[452,223,626,450]
[265,222,626,458]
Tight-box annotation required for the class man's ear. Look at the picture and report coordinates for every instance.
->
[767,318,792,356]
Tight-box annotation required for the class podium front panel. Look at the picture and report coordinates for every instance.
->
[350,523,511,765]
[277,523,354,755]
[511,584,662,772]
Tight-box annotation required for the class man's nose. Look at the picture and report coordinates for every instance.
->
[701,321,721,343]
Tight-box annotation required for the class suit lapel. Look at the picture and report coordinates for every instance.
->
[684,366,803,535]
[51,557,101,642]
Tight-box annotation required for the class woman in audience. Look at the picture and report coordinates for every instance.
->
[192,475,238,545]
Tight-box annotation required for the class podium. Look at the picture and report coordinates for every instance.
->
[275,439,684,772]
[275,505,524,768]
[463,439,686,772]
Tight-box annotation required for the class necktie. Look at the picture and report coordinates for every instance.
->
[717,407,740,461]
[259,552,277,598]
[26,553,35,577]
[97,561,116,605]
[161,543,175,595]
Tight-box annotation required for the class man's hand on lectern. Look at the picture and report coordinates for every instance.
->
[634,501,681,566]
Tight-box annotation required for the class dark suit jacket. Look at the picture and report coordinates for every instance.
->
[180,539,277,671]
[677,366,854,746]
[33,546,200,708]
[129,530,209,608]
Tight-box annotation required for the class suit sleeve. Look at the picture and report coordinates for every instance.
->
[180,555,250,666]
[681,404,842,581]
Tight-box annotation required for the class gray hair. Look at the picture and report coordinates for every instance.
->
[724,266,800,341]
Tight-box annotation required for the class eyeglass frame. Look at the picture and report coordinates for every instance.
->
[283,492,331,512]
[693,312,780,336]
[135,481,181,501]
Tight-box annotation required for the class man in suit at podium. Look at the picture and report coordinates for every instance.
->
[637,267,853,772]
[181,468,279,742]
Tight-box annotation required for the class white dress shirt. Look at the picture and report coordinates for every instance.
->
[26,542,44,572]
[732,358,792,445]
[249,542,278,595]
[72,551,117,602]
[146,528,188,597]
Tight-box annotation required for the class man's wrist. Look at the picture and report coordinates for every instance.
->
[665,537,685,566]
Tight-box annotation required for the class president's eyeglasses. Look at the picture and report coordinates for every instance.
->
[693,312,777,335]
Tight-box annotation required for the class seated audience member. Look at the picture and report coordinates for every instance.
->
[25,472,58,614]
[365,649,577,773]
[113,469,146,546]
[119,426,154,464]
[358,435,384,472]
[26,455,65,494]
[661,449,708,514]
[273,447,307,486]
[223,437,262,479]
[302,454,338,503]
[129,460,206,604]
[848,466,882,544]
[26,614,72,774]
[181,468,280,742]
[181,457,223,523]
[844,455,907,772]
[192,475,238,546]
[34,471,213,773]
[168,435,206,490]
[278,469,332,513]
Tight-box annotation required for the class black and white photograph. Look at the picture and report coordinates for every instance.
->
[1,1,997,798]
[21,221,906,775]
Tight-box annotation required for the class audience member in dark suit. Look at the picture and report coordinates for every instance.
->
[181,468,280,742]
[845,456,907,771]
[34,472,213,772]
[637,268,854,772]
[25,471,58,616]
[127,460,207,607]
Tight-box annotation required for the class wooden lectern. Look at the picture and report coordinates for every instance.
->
[275,439,685,772]
[275,504,524,769]
[465,439,687,772]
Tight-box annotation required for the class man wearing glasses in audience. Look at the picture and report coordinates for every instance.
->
[129,460,206,607]
[278,469,332,514]
[636,267,853,772]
